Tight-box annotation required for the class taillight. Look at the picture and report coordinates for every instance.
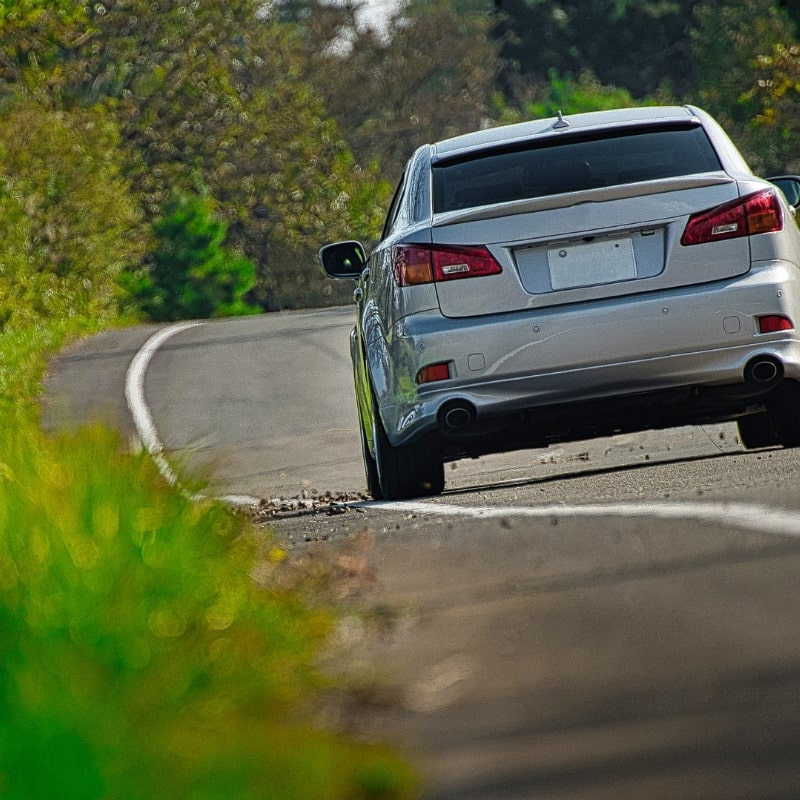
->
[393,245,433,286]
[757,315,794,334]
[416,362,452,384]
[393,244,502,286]
[681,189,783,246]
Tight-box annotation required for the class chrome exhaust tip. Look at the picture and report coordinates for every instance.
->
[744,355,784,386]
[438,400,477,431]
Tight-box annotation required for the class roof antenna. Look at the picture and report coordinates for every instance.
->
[553,110,570,130]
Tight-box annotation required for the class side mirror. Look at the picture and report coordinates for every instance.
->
[318,240,367,279]
[768,175,800,209]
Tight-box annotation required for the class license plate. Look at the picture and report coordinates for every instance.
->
[547,237,636,290]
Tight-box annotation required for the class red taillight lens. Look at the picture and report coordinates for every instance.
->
[392,245,434,286]
[432,245,502,281]
[416,362,452,384]
[757,315,794,333]
[393,244,502,286]
[681,189,783,246]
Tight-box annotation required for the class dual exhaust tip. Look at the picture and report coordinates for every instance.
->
[437,356,784,432]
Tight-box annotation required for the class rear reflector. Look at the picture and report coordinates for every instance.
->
[681,189,783,246]
[757,315,794,333]
[393,244,502,286]
[416,362,452,384]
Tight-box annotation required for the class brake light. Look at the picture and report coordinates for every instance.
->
[757,315,794,333]
[681,189,783,246]
[393,245,433,286]
[393,244,502,286]
[416,362,452,384]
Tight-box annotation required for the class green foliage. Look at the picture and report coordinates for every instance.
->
[746,41,800,173]
[0,0,391,312]
[69,1,389,310]
[0,320,92,422]
[687,0,799,173]
[303,0,500,182]
[0,415,419,799]
[126,194,259,322]
[0,0,91,93]
[490,0,695,100]
[689,0,792,117]
[0,97,144,329]
[525,70,642,120]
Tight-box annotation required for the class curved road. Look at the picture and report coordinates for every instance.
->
[43,308,800,799]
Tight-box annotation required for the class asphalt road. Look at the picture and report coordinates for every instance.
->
[43,309,800,799]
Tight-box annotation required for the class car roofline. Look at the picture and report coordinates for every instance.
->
[429,105,701,163]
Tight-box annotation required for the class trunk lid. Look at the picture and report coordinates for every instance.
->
[430,175,749,319]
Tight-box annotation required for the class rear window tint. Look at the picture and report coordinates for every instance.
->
[432,125,722,213]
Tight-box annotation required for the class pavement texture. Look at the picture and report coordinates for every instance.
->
[269,503,800,800]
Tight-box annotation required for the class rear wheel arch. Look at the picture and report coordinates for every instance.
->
[367,381,444,500]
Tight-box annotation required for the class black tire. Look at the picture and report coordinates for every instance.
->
[359,420,383,499]
[371,395,444,500]
[767,382,800,447]
[736,412,780,449]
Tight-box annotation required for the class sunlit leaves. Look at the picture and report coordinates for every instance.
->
[70,0,387,309]
[690,0,799,173]
[0,0,91,96]
[0,98,144,329]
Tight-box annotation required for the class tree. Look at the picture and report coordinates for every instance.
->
[299,0,501,182]
[504,70,637,122]
[0,0,389,312]
[126,194,259,322]
[490,0,695,101]
[0,97,143,329]
[745,41,800,173]
[0,1,91,94]
[689,0,798,173]
[71,0,388,310]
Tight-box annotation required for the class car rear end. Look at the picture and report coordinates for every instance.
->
[379,106,800,455]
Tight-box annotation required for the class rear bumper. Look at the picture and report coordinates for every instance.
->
[374,261,800,447]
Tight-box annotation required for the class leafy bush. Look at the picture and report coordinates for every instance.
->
[526,70,641,119]
[0,100,145,331]
[0,415,418,799]
[125,194,260,321]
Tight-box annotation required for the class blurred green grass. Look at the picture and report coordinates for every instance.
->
[0,321,418,799]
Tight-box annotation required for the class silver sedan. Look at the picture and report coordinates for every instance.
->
[321,105,800,499]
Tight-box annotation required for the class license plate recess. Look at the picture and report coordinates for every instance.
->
[547,237,636,290]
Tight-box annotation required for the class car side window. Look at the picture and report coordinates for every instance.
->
[382,172,407,239]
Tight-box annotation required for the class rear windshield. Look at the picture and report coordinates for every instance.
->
[432,124,722,213]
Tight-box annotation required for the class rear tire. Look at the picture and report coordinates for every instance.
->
[371,395,444,500]
[767,382,800,447]
[359,420,383,499]
[737,412,780,449]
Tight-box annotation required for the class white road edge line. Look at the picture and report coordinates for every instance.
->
[368,500,800,538]
[124,321,263,507]
[125,324,800,537]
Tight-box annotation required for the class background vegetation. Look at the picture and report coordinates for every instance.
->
[3,0,800,320]
[4,1,800,796]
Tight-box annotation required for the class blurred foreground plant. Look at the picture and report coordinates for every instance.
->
[0,391,417,798]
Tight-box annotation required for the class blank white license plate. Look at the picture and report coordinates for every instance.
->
[547,237,636,290]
